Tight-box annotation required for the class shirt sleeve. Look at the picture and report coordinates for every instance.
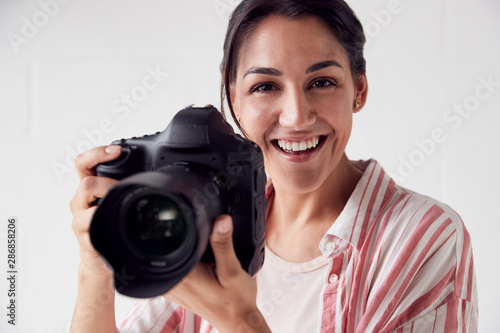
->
[357,201,478,333]
[117,296,216,333]
[117,296,182,332]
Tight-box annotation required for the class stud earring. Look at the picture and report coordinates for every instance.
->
[355,100,361,110]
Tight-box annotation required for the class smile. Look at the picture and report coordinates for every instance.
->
[274,136,325,154]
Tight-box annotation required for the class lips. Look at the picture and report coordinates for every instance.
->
[273,136,325,154]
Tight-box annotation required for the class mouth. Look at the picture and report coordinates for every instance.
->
[272,135,326,155]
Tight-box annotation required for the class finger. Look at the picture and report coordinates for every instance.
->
[210,215,242,282]
[74,145,122,180]
[69,176,119,214]
[71,206,98,236]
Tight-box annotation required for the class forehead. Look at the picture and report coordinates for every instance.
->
[237,15,349,75]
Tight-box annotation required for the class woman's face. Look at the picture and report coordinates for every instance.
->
[231,15,367,193]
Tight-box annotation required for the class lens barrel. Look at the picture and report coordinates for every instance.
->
[90,164,223,297]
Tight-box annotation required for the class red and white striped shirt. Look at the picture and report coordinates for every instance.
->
[118,159,478,333]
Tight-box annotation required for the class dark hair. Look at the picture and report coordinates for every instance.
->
[219,0,366,132]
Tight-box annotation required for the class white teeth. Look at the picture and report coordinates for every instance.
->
[277,137,321,152]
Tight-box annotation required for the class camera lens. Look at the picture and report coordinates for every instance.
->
[123,193,190,258]
[91,166,225,297]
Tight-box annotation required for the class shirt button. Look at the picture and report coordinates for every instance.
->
[329,274,338,283]
[325,242,335,252]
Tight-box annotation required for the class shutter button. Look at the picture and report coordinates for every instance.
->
[329,274,339,283]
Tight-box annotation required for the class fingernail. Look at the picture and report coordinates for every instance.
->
[105,145,121,154]
[217,216,232,234]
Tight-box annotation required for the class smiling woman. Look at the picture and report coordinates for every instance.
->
[69,0,478,332]
[230,15,365,198]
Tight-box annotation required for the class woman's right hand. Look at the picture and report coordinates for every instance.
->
[69,145,122,275]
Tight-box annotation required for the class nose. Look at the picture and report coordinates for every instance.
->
[279,88,316,130]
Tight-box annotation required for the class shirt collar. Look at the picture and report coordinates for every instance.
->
[320,159,396,256]
[264,159,396,257]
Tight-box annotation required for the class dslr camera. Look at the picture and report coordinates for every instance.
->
[89,105,267,298]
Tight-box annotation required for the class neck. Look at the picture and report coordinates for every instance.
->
[271,154,361,227]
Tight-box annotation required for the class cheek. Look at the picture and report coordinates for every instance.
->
[316,100,353,131]
[335,109,353,128]
[333,113,353,140]
[239,101,275,142]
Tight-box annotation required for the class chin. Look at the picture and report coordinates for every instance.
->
[273,169,326,194]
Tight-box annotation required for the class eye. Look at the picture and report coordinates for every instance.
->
[250,83,277,93]
[310,79,336,89]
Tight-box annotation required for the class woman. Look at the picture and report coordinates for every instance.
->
[70,0,478,332]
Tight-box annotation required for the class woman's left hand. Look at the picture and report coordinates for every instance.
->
[163,214,270,333]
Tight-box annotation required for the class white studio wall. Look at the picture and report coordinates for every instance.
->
[0,0,498,332]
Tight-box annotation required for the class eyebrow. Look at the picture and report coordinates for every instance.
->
[243,67,282,78]
[243,60,344,79]
[306,60,343,73]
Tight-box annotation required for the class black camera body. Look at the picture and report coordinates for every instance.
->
[89,105,267,298]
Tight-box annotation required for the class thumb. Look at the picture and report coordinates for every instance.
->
[210,215,242,281]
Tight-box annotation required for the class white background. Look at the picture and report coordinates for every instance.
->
[0,0,499,332]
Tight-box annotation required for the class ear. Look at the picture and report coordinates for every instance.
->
[353,73,368,113]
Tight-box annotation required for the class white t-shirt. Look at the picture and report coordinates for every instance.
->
[256,244,330,333]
